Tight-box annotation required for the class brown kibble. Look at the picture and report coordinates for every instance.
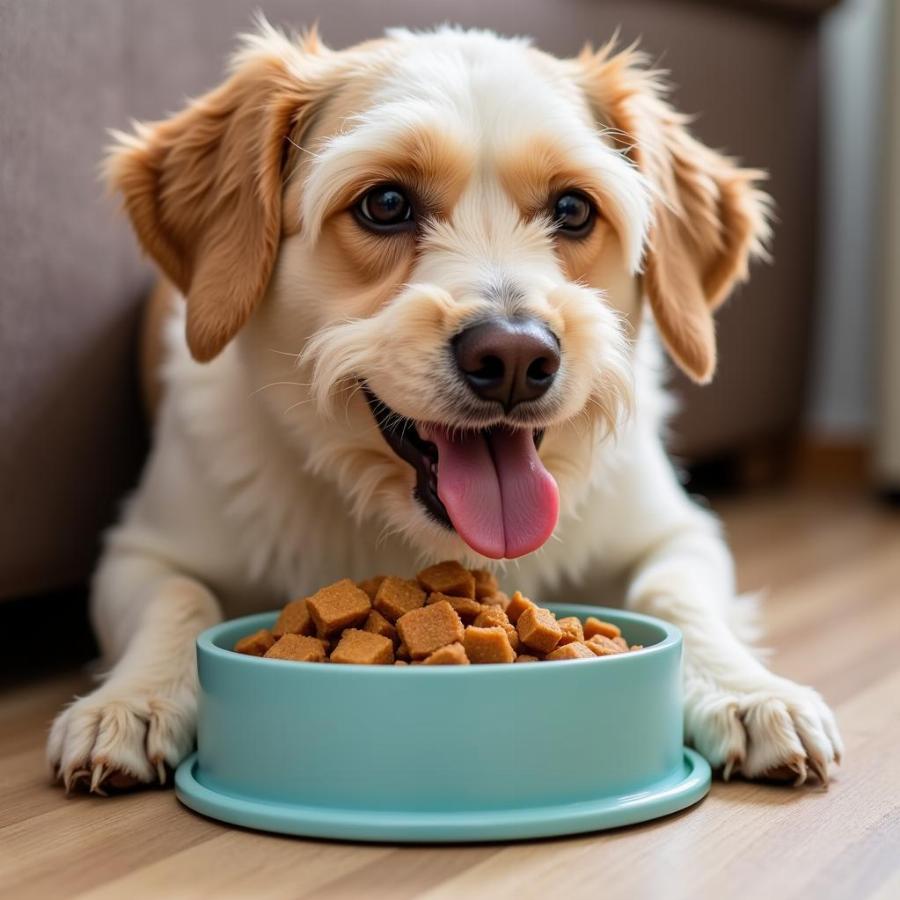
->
[557,616,584,646]
[517,605,562,654]
[505,590,536,623]
[363,609,398,645]
[357,575,386,602]
[374,576,426,622]
[272,598,314,638]
[545,641,595,661]
[585,634,628,656]
[470,568,499,600]
[396,600,465,659]
[464,625,516,663]
[235,568,642,666]
[427,591,483,623]
[307,579,372,637]
[330,628,394,665]
[264,633,328,662]
[234,628,275,656]
[417,560,476,598]
[423,642,470,665]
[474,606,519,651]
[481,589,510,610]
[583,617,621,640]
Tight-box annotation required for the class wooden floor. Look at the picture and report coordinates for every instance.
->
[2,486,899,900]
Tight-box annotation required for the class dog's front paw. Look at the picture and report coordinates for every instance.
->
[685,673,843,786]
[47,679,196,794]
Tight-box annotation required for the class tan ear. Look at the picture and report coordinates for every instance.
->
[106,22,330,361]
[578,43,772,383]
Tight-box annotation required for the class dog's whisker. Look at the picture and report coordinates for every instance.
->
[282,397,315,416]
[250,381,312,398]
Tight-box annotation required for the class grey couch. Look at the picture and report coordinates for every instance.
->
[0,0,834,600]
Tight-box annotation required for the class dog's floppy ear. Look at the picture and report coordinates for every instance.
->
[106,21,331,362]
[577,43,772,383]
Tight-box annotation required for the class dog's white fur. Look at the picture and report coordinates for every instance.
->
[48,22,842,792]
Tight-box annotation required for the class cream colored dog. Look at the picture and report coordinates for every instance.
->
[48,21,842,793]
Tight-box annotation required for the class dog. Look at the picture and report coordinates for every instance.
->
[48,20,842,793]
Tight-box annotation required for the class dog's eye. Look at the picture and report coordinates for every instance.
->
[356,184,414,232]
[553,191,595,237]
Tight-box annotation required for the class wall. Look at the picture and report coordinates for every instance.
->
[875,0,900,486]
[808,0,889,438]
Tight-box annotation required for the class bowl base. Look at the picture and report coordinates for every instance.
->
[175,749,711,843]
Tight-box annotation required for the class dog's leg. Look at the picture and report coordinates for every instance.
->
[47,548,221,793]
[626,528,842,784]
[609,441,843,785]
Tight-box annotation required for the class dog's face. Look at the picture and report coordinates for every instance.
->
[109,23,769,563]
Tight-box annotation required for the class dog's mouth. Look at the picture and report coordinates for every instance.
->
[364,387,559,559]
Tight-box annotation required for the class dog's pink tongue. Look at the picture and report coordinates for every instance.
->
[423,426,559,559]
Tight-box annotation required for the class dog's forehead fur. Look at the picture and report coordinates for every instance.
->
[295,27,650,274]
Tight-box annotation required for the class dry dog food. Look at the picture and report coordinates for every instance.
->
[374,577,426,622]
[416,561,475,598]
[331,629,394,665]
[464,625,516,663]
[264,634,328,662]
[397,600,466,659]
[272,598,313,638]
[234,628,276,656]
[307,579,371,636]
[233,561,645,665]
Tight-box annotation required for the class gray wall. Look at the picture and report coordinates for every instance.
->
[809,0,889,438]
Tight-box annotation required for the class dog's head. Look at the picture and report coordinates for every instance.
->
[108,21,770,562]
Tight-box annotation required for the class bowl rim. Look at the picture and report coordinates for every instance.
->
[197,603,682,675]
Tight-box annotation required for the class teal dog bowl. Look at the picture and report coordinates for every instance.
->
[175,604,710,841]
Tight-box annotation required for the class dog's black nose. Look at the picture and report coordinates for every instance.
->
[453,317,560,411]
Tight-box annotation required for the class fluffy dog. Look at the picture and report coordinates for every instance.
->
[48,21,842,792]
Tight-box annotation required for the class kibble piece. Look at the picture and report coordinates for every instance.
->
[427,591,483,623]
[515,653,540,663]
[473,606,519,651]
[330,628,394,665]
[423,642,470,665]
[557,616,585,646]
[394,660,409,666]
[585,634,628,656]
[583,617,621,640]
[505,590,536,624]
[264,633,328,662]
[234,628,276,656]
[357,575,386,602]
[517,605,562,654]
[630,644,644,652]
[374,577,426,623]
[307,579,372,637]
[612,636,629,651]
[272,598,314,638]
[545,641,595,661]
[470,568,499,600]
[464,625,516,664]
[397,601,465,659]
[363,609,398,645]
[481,590,510,610]
[417,560,476,598]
